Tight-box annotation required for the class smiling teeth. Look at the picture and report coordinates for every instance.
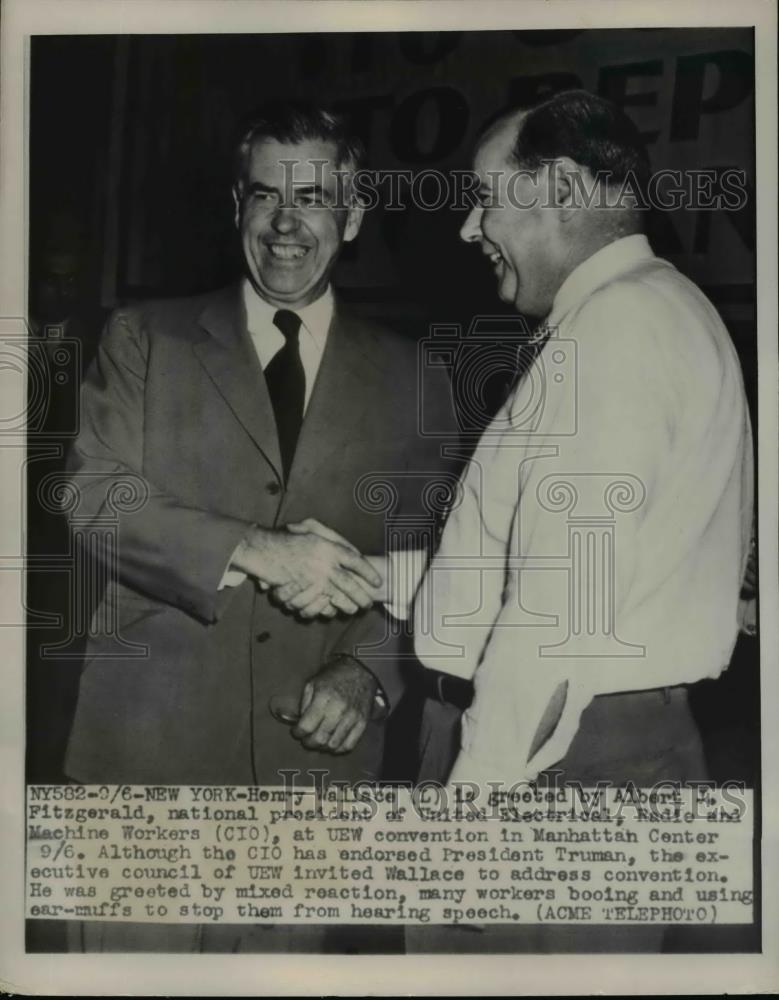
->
[489,252,502,264]
[269,244,308,259]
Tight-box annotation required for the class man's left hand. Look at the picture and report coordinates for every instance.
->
[292,655,378,753]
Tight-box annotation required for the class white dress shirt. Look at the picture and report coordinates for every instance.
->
[392,234,753,788]
[242,278,333,411]
[219,281,334,589]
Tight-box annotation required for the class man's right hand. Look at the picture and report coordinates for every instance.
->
[230,525,381,616]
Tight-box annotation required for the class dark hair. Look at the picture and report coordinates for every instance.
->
[509,89,650,194]
[233,101,366,186]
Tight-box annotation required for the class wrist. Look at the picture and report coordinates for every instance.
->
[230,534,255,574]
[230,525,278,579]
[328,653,386,720]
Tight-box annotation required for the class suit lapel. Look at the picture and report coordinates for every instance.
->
[280,306,377,516]
[193,285,283,479]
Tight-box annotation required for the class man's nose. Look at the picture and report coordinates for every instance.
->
[271,206,300,233]
[460,205,483,243]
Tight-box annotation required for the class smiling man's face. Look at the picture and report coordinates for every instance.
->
[234,137,362,310]
[460,118,569,321]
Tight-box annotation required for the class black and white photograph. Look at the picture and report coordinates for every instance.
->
[1,0,776,994]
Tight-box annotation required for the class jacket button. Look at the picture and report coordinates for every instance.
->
[255,631,271,643]
[266,482,281,496]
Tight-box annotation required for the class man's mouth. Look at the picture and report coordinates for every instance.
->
[488,250,503,269]
[266,243,310,261]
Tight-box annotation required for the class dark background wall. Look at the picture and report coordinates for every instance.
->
[27,28,758,788]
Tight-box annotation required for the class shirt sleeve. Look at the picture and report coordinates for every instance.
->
[383,548,428,620]
[217,536,252,590]
[218,566,248,590]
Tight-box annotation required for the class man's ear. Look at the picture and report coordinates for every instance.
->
[232,183,242,229]
[343,200,365,243]
[551,157,589,222]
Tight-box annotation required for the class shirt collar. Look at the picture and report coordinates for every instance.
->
[546,233,656,328]
[242,279,334,346]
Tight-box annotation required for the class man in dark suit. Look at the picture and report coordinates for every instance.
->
[59,102,457,953]
[63,102,457,792]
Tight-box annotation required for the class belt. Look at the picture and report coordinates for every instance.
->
[417,673,672,713]
[593,685,674,706]
[416,668,474,711]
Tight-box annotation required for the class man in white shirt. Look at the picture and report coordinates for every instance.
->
[283,89,753,798]
[425,90,752,793]
[280,89,753,956]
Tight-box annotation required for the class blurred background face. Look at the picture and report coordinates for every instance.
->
[460,121,569,321]
[31,208,85,324]
[33,253,80,323]
[234,137,363,310]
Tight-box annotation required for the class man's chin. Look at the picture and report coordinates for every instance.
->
[250,275,314,306]
[495,281,516,309]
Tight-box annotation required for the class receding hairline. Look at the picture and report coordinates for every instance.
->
[476,109,528,160]
[235,133,361,191]
[242,133,351,163]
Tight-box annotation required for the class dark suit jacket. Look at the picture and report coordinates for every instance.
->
[64,285,458,784]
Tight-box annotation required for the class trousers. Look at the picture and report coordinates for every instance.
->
[410,684,707,953]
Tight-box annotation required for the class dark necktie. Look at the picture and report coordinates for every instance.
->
[264,309,305,480]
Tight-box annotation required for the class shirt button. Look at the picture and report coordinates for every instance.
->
[266,482,281,496]
[255,631,271,643]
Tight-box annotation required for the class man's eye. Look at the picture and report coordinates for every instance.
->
[297,194,326,208]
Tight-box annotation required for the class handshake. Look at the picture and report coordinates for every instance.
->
[230,518,388,619]
[229,519,391,753]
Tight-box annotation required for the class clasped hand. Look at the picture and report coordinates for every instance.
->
[234,519,383,618]
[276,519,386,618]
